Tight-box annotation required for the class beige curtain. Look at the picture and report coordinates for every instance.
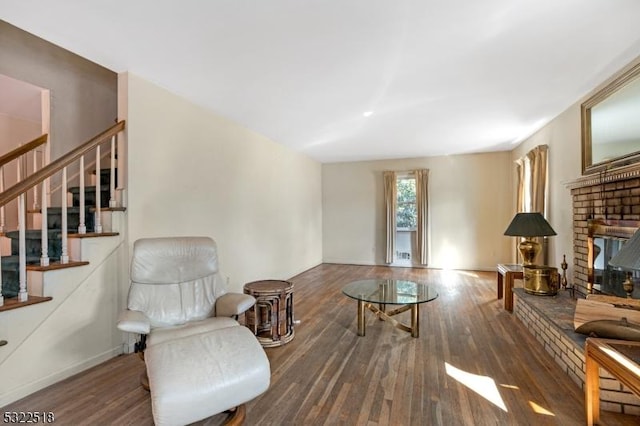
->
[516,144,550,263]
[414,169,429,265]
[515,158,525,213]
[383,171,397,264]
[527,145,549,215]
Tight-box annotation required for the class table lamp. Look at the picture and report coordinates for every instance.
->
[504,212,557,266]
[608,228,640,298]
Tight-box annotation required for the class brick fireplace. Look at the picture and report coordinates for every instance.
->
[569,164,640,297]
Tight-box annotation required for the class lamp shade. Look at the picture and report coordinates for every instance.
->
[609,228,640,271]
[504,212,557,237]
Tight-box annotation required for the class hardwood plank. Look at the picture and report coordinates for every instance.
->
[3,264,639,425]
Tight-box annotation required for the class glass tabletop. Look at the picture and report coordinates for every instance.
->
[342,279,438,305]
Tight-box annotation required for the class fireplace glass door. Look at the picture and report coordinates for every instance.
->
[592,236,627,296]
[588,219,640,298]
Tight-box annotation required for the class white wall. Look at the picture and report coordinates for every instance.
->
[322,152,513,270]
[0,216,126,407]
[124,74,323,293]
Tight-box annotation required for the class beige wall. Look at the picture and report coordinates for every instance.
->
[322,152,513,270]
[0,114,40,145]
[0,114,41,230]
[513,55,640,283]
[511,107,580,276]
[0,20,117,162]
[124,74,323,293]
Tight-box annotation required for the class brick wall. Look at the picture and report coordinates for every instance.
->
[569,166,640,297]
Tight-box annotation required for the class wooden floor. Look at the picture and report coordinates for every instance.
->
[3,264,640,425]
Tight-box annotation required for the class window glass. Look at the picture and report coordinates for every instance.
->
[397,177,416,229]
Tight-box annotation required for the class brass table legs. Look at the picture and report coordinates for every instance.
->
[356,300,420,338]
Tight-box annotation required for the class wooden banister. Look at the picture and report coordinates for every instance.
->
[0,134,48,169]
[0,121,125,208]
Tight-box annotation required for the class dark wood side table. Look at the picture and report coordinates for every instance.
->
[497,263,523,312]
[585,338,640,425]
[243,279,295,347]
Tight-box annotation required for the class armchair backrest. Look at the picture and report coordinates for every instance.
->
[127,236,226,328]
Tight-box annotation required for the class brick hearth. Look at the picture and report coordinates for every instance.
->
[514,288,640,415]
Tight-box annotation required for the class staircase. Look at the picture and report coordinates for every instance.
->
[0,169,112,297]
[0,121,128,407]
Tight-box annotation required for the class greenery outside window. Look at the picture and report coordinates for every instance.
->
[397,175,416,230]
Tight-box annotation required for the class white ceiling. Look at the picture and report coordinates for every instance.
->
[3,0,640,163]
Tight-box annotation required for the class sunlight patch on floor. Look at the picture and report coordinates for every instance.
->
[456,270,479,278]
[500,384,520,390]
[529,401,555,416]
[445,362,508,412]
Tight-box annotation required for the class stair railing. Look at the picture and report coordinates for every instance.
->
[0,134,49,234]
[0,121,125,305]
[0,134,49,307]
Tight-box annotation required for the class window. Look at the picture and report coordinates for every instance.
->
[396,175,416,230]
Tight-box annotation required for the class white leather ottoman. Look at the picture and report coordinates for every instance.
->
[145,325,271,426]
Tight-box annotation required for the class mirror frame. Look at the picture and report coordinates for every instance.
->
[581,61,640,175]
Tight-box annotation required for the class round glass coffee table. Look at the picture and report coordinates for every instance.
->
[342,279,438,338]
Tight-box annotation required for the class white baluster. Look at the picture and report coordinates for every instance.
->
[109,135,116,208]
[0,253,3,305]
[16,151,21,183]
[0,168,5,234]
[32,151,39,210]
[95,145,102,233]
[61,167,69,264]
[18,193,27,302]
[40,177,49,267]
[0,167,3,305]
[78,156,86,234]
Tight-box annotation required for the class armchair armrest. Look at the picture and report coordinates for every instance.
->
[216,293,256,317]
[117,310,151,334]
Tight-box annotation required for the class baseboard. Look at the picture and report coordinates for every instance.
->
[317,261,497,272]
[321,259,378,266]
[0,345,122,407]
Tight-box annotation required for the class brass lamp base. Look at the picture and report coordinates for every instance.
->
[518,238,540,266]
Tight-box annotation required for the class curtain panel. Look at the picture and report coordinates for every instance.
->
[414,169,429,265]
[516,144,550,263]
[515,158,525,213]
[528,144,549,216]
[383,171,397,264]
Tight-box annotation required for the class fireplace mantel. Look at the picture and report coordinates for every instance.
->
[565,162,640,190]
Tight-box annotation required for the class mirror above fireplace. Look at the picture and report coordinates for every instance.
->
[581,62,640,175]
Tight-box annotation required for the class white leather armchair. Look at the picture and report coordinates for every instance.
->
[118,236,270,425]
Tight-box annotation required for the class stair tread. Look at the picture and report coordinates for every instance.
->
[68,185,110,193]
[41,206,91,212]
[5,229,63,238]
[27,260,89,272]
[68,232,119,238]
[0,296,52,313]
[2,255,43,266]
